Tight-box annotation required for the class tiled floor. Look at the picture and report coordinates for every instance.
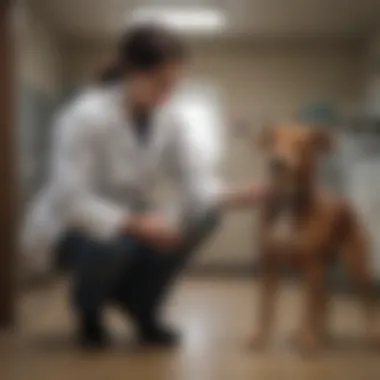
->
[1,278,379,380]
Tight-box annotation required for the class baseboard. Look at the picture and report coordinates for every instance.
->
[188,263,258,277]
[188,263,380,296]
[19,263,380,297]
[17,273,56,293]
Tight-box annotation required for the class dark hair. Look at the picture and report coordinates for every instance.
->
[98,24,187,83]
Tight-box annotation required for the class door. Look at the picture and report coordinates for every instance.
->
[0,0,16,328]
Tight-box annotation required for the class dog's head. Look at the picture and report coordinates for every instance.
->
[258,123,333,194]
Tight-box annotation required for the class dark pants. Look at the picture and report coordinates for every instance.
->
[56,211,220,326]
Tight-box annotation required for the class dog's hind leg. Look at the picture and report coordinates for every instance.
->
[340,215,377,345]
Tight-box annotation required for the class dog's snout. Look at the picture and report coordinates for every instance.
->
[269,155,286,174]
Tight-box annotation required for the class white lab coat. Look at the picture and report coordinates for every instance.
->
[21,84,223,276]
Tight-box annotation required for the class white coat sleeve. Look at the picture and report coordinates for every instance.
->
[170,116,225,220]
[50,108,127,241]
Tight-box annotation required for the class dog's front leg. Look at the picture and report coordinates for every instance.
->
[250,248,279,350]
[298,259,325,355]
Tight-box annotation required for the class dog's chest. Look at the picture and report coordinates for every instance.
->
[270,207,297,242]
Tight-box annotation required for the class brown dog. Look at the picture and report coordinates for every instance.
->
[251,123,375,354]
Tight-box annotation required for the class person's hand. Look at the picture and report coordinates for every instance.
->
[125,213,182,252]
[242,182,271,204]
[219,182,271,210]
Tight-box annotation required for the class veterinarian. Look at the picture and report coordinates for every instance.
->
[22,24,266,348]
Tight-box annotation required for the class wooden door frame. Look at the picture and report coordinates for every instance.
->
[0,0,16,328]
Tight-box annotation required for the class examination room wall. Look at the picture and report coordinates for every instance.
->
[59,37,366,270]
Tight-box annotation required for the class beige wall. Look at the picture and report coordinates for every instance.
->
[13,1,64,283]
[365,31,380,115]
[63,39,366,115]
[14,1,62,98]
[61,39,366,268]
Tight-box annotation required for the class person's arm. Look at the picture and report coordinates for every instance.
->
[216,183,268,210]
[170,117,267,224]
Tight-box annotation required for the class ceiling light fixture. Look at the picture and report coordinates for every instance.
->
[130,7,226,33]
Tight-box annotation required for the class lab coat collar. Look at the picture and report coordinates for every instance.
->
[107,83,168,165]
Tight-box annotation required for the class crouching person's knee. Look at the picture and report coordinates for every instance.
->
[183,207,222,251]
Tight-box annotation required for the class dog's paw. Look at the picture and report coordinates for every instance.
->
[366,327,380,350]
[247,332,269,351]
[296,330,320,356]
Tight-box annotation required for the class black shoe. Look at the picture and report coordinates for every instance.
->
[138,323,180,346]
[77,314,108,349]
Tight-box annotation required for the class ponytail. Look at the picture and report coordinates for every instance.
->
[97,63,123,84]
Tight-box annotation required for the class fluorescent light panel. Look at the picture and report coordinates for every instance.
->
[130,7,226,33]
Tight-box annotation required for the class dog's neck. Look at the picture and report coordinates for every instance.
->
[270,180,315,217]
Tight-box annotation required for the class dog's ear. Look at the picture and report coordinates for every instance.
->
[312,127,334,153]
[257,124,275,150]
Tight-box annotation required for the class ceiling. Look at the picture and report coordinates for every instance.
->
[31,0,380,41]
